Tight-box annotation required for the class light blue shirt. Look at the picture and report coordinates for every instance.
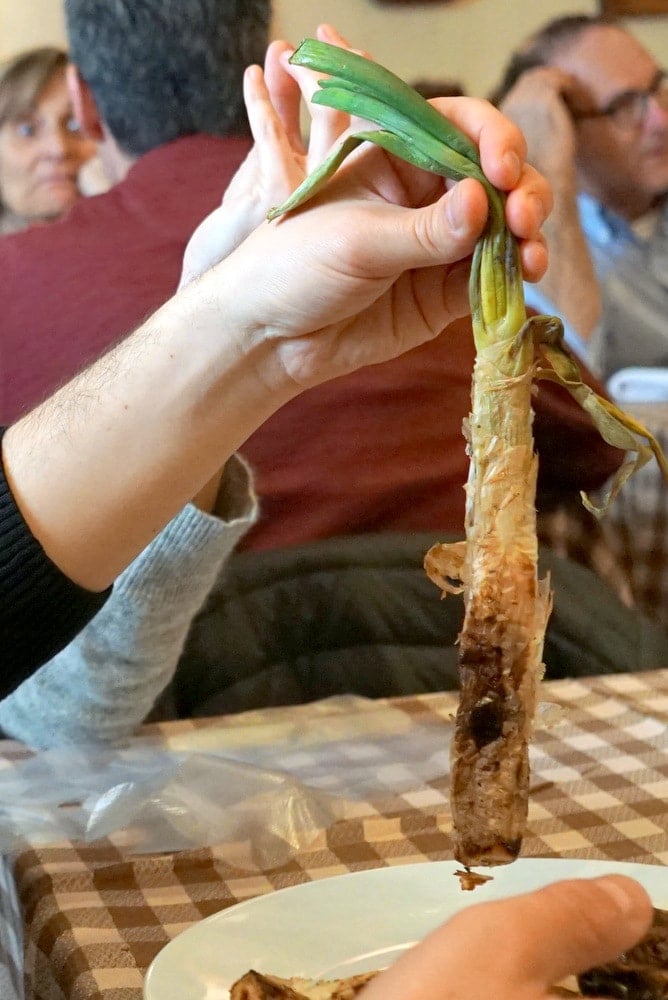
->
[524,192,668,383]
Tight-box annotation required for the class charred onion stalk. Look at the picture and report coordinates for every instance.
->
[425,224,551,867]
[269,40,668,869]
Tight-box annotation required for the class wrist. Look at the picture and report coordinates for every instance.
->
[166,267,298,423]
[176,241,319,404]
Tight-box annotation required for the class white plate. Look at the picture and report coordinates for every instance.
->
[143,858,668,999]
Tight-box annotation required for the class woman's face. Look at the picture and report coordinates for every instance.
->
[0,67,96,222]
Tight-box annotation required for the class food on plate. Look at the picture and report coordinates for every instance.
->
[270,40,668,871]
[229,969,377,999]
[454,867,494,891]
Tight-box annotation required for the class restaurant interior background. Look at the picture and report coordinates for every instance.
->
[2,0,668,97]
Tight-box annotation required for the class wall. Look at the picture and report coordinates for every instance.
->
[272,0,668,97]
[0,0,66,59]
[2,0,668,98]
[272,0,601,96]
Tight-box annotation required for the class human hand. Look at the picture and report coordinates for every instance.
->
[198,59,551,394]
[359,875,652,1000]
[180,25,350,288]
[499,66,579,184]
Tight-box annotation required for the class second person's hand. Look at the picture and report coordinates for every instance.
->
[499,66,579,185]
[359,875,652,1000]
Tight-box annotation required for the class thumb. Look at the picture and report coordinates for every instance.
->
[360,875,652,1000]
[357,178,490,276]
[502,875,653,987]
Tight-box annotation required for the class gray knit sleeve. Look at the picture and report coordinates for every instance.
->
[0,455,257,748]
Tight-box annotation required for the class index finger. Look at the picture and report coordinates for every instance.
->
[263,39,303,153]
[429,95,529,191]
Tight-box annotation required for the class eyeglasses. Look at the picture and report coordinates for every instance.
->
[571,69,668,131]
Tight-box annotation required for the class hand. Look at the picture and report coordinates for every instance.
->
[196,58,552,393]
[499,66,579,185]
[180,25,350,287]
[359,875,652,1000]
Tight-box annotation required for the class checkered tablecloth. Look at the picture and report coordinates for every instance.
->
[602,402,668,628]
[8,669,668,1000]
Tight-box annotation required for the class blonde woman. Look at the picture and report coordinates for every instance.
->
[0,46,101,235]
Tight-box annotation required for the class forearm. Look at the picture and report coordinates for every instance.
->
[498,70,601,340]
[537,190,602,341]
[1,271,291,592]
[0,456,258,748]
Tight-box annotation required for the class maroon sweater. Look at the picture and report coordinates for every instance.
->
[240,316,623,550]
[0,143,622,556]
[0,133,251,423]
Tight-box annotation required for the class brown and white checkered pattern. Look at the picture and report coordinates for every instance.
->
[601,403,668,628]
[535,402,668,627]
[9,669,668,1000]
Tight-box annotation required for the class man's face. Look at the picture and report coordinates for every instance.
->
[553,25,668,218]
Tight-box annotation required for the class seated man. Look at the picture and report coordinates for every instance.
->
[0,0,267,424]
[490,13,668,383]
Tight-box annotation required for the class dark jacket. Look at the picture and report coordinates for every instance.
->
[157,532,668,720]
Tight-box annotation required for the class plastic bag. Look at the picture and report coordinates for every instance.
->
[0,697,452,866]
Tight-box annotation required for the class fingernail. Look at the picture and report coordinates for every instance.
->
[320,23,347,44]
[592,876,640,916]
[502,150,521,182]
[446,185,464,232]
[528,192,546,227]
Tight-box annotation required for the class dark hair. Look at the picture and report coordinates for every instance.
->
[64,0,271,157]
[0,47,68,130]
[489,13,616,106]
